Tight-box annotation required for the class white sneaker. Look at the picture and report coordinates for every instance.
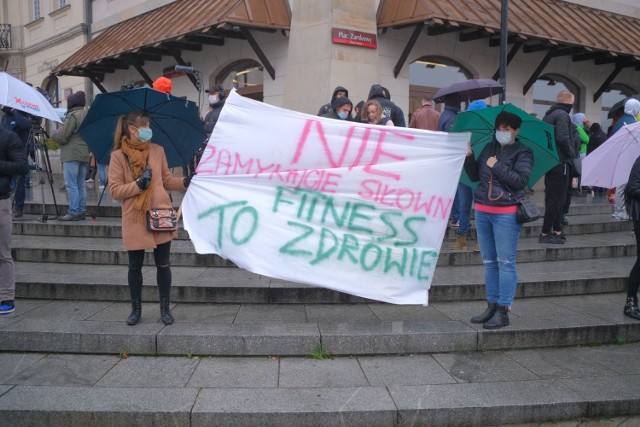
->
[98,185,105,191]
[613,213,630,221]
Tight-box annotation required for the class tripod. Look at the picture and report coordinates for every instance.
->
[28,122,60,222]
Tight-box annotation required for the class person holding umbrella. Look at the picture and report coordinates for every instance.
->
[622,157,640,320]
[611,99,640,221]
[108,111,192,326]
[463,111,533,329]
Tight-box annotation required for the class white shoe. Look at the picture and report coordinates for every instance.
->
[98,185,105,191]
[613,213,630,221]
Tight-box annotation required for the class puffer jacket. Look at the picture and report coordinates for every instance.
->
[0,128,29,200]
[52,106,90,163]
[464,139,533,207]
[543,105,575,163]
[625,156,640,221]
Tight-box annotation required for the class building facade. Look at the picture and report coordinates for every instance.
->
[2,0,639,132]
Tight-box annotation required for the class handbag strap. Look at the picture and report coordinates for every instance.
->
[490,142,525,203]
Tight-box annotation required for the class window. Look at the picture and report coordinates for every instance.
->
[58,0,67,7]
[33,0,41,19]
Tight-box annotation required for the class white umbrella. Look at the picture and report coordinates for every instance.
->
[0,72,62,123]
[581,121,640,188]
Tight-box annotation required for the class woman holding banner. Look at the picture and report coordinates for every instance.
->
[108,111,192,326]
[463,111,533,329]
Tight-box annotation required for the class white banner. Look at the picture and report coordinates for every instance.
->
[182,91,470,305]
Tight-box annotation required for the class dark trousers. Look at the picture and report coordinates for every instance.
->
[629,219,640,298]
[11,175,26,212]
[542,162,570,234]
[127,241,172,301]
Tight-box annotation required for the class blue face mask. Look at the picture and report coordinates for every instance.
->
[338,112,348,120]
[136,127,153,142]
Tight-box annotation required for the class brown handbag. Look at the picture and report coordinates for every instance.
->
[146,208,178,232]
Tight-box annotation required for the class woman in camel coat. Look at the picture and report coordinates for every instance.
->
[108,111,190,326]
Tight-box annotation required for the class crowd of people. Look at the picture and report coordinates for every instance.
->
[1,78,640,328]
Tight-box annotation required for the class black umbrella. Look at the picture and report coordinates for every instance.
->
[607,94,640,119]
[433,79,504,104]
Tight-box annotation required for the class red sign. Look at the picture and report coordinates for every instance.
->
[332,28,377,49]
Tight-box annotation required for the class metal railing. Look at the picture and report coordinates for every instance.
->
[0,24,11,49]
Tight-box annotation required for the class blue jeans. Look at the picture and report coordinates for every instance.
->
[455,183,474,236]
[98,164,107,186]
[475,210,522,307]
[63,161,88,215]
[450,191,460,223]
[11,175,26,211]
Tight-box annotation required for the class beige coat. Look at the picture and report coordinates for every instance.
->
[108,143,185,250]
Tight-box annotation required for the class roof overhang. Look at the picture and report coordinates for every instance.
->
[378,0,640,99]
[52,0,291,88]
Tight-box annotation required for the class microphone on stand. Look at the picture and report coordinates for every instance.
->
[175,65,198,74]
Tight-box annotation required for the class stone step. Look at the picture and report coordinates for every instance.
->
[11,212,632,240]
[14,257,633,303]
[10,229,637,267]
[0,293,638,357]
[0,344,638,427]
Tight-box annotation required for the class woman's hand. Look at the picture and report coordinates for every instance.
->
[486,156,497,168]
[466,142,473,156]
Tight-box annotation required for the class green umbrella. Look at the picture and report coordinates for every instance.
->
[450,103,559,188]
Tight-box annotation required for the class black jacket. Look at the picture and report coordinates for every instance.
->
[0,128,29,200]
[543,105,576,163]
[464,139,533,206]
[203,99,226,137]
[625,156,640,221]
[367,84,406,127]
[317,86,349,117]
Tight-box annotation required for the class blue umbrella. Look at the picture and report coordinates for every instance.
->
[78,87,206,167]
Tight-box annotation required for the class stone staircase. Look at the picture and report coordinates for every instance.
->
[1,183,640,426]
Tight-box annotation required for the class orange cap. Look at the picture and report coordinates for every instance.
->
[152,77,172,94]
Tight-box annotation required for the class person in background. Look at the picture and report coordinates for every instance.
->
[0,126,29,314]
[0,107,31,218]
[611,99,640,221]
[317,86,349,117]
[108,111,191,326]
[409,96,441,131]
[540,90,576,244]
[52,91,90,221]
[450,100,487,251]
[152,76,173,95]
[362,100,393,126]
[586,122,608,197]
[351,100,364,123]
[203,84,226,139]
[321,97,353,121]
[438,95,462,227]
[464,111,533,329]
[622,156,640,320]
[367,84,405,126]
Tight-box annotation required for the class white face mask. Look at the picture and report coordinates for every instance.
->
[495,130,512,146]
[209,94,219,104]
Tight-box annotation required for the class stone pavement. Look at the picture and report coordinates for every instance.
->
[2,176,640,426]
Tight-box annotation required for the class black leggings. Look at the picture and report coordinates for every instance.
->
[127,241,172,300]
[628,220,640,298]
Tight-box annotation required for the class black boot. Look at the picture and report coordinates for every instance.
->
[623,297,640,320]
[126,299,141,326]
[160,297,174,325]
[483,306,510,329]
[470,302,497,324]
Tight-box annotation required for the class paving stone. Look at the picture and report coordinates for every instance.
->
[14,300,113,321]
[0,385,197,426]
[86,302,167,323]
[358,355,456,386]
[187,357,278,388]
[578,343,640,375]
[0,319,161,354]
[191,387,396,427]
[368,304,450,321]
[233,304,307,323]
[0,353,46,383]
[432,351,542,383]
[506,347,621,379]
[561,375,640,417]
[157,323,320,356]
[4,354,119,386]
[96,357,198,388]
[279,357,368,388]
[169,303,240,324]
[390,380,585,426]
[319,320,477,355]
[305,304,378,323]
